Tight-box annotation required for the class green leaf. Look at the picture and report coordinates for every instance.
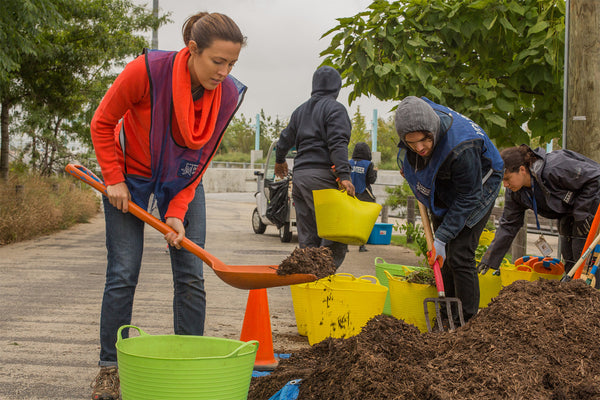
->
[374,64,392,77]
[499,16,519,34]
[487,113,507,128]
[506,1,526,16]
[361,38,375,60]
[528,21,550,36]
[483,15,498,31]
[356,50,368,71]
[468,0,491,10]
[495,97,515,113]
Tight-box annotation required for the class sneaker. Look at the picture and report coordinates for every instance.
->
[359,245,368,252]
[90,366,120,400]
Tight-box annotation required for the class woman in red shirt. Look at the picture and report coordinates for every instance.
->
[89,12,246,400]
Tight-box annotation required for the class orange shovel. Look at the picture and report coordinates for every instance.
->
[66,164,317,290]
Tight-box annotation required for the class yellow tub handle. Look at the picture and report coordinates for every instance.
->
[356,275,380,285]
[384,270,403,281]
[333,272,357,280]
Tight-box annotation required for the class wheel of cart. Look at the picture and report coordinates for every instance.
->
[253,141,296,242]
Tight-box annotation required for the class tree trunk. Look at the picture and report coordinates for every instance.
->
[0,102,10,180]
[566,0,600,159]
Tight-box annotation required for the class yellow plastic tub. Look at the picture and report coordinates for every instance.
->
[295,273,387,345]
[374,258,432,316]
[313,189,382,245]
[386,270,437,333]
[290,283,309,336]
[500,264,562,287]
[478,271,502,308]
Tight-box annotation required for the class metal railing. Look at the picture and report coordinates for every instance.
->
[209,161,265,170]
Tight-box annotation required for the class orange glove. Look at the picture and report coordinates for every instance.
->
[427,238,446,267]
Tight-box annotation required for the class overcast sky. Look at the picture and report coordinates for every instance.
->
[133,0,396,124]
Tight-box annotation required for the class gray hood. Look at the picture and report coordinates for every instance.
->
[394,96,441,146]
[311,66,342,99]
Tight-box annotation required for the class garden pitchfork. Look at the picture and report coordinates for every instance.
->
[418,201,465,332]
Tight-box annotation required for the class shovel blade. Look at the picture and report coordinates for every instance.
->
[423,297,465,332]
[213,267,317,290]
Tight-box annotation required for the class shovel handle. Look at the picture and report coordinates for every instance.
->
[417,201,445,296]
[65,164,218,268]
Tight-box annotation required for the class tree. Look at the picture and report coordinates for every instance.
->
[375,116,400,166]
[1,0,167,178]
[320,0,566,148]
[0,0,62,179]
[349,106,370,152]
[220,114,255,154]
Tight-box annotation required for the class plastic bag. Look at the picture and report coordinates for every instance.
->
[265,178,290,228]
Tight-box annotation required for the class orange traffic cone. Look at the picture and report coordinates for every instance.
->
[240,288,279,371]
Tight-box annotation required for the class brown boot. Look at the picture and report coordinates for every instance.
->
[90,366,120,400]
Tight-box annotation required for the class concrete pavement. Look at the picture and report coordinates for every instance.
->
[0,192,419,400]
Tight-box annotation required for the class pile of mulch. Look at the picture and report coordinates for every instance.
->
[248,279,600,399]
[277,247,337,279]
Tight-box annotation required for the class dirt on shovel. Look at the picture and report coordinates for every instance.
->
[248,279,600,400]
[276,247,337,279]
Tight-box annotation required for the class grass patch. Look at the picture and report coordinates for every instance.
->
[0,174,100,245]
[390,234,422,253]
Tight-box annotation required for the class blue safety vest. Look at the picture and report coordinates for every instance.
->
[124,49,246,217]
[349,159,371,194]
[402,98,503,217]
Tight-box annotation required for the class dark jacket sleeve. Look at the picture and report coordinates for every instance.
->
[324,101,352,181]
[434,145,483,243]
[275,111,299,163]
[481,191,526,268]
[366,162,378,185]
[545,157,600,222]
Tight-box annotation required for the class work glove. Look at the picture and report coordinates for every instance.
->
[477,262,491,275]
[274,162,288,179]
[427,238,446,267]
[573,216,593,238]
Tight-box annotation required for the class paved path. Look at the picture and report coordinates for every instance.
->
[0,192,418,400]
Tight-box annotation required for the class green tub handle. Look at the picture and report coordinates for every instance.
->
[116,325,148,343]
[224,340,259,358]
[374,257,386,265]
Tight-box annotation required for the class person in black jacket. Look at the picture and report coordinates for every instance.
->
[274,66,355,268]
[350,142,378,252]
[478,145,600,287]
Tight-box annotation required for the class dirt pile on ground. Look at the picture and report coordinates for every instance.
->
[277,247,337,279]
[249,279,600,400]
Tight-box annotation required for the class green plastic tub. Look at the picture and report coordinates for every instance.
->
[116,325,258,400]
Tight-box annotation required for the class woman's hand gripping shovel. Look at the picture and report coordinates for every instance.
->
[66,164,317,290]
[418,201,465,332]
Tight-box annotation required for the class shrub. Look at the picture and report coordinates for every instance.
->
[0,174,100,244]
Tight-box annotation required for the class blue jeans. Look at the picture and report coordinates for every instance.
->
[98,183,207,366]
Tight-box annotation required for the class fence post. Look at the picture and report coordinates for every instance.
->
[381,205,389,223]
[406,196,415,243]
[511,224,527,262]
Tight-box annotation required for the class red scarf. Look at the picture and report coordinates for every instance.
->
[172,47,222,150]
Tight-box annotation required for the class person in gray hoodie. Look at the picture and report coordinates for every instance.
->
[274,66,355,268]
[395,96,503,324]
